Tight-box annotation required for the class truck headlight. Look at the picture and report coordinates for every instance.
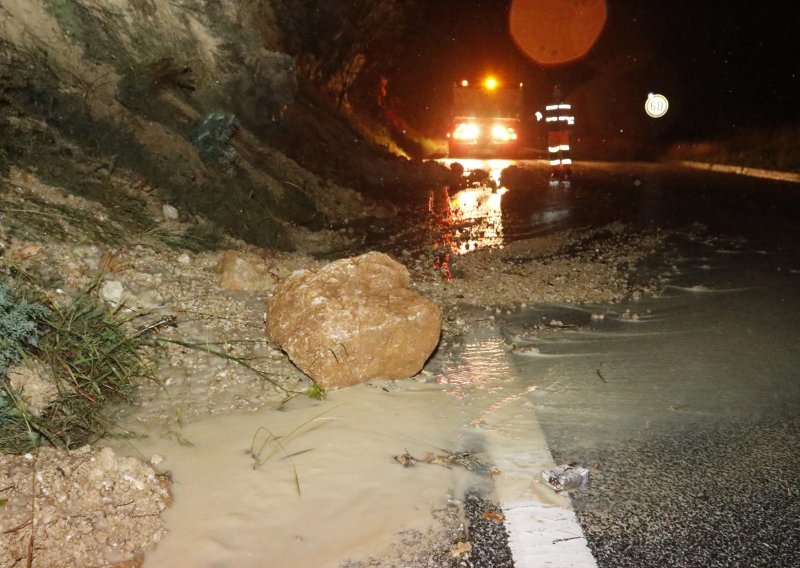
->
[491,124,517,142]
[453,122,480,141]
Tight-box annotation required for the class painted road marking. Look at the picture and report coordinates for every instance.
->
[480,413,598,567]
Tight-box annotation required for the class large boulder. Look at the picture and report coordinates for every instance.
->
[267,252,442,388]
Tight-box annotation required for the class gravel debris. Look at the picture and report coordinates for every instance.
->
[0,445,170,568]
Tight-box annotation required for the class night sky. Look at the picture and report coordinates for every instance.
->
[392,0,799,146]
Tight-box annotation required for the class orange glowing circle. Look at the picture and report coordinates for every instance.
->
[509,0,608,66]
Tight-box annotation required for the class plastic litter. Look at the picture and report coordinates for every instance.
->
[541,464,590,492]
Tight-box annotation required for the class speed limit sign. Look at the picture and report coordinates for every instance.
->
[645,93,669,118]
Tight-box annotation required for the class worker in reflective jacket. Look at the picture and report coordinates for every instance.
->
[535,85,574,185]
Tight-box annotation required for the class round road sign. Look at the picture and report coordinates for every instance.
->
[645,93,669,118]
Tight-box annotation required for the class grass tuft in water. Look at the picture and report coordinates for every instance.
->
[249,406,340,496]
[306,381,326,401]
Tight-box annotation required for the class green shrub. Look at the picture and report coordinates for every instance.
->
[0,282,50,378]
[0,282,51,452]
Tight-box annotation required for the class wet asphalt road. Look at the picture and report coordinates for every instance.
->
[496,161,800,245]
[464,492,515,568]
[439,162,800,567]
[569,419,800,567]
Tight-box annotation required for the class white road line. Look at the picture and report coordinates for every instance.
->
[674,160,800,183]
[504,500,597,567]
[478,400,598,567]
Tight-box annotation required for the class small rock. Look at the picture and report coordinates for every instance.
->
[217,250,277,293]
[100,280,125,306]
[162,204,179,220]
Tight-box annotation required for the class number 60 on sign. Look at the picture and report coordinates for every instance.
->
[645,93,669,118]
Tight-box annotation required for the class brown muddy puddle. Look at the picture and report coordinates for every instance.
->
[108,328,585,567]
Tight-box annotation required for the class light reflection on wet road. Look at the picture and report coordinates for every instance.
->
[367,159,800,259]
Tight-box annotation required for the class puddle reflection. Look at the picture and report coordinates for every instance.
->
[430,159,512,279]
[441,158,514,187]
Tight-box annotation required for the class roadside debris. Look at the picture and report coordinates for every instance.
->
[449,540,472,558]
[541,464,590,492]
[482,510,506,523]
[393,450,500,477]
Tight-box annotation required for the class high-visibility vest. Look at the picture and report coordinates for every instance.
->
[544,102,574,131]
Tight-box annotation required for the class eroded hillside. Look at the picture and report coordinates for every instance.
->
[0,0,451,253]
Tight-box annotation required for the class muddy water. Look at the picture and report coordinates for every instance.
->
[124,382,468,566]
[112,324,574,567]
[511,237,800,567]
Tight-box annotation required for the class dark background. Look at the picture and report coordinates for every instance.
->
[388,0,798,148]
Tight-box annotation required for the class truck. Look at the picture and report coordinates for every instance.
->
[447,77,524,158]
